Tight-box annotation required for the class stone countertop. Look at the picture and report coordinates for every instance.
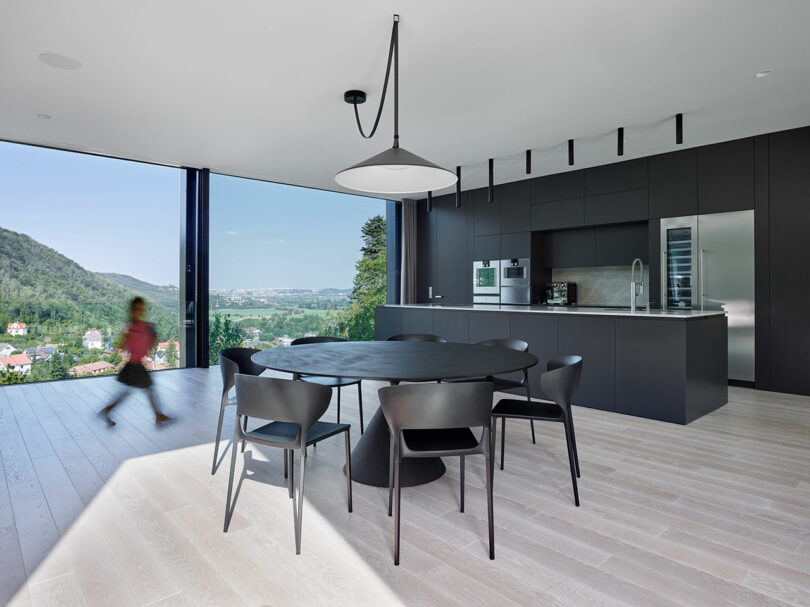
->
[382,303,726,320]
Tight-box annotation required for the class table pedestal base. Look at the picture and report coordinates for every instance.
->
[347,408,445,487]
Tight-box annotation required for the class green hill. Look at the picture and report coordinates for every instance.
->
[0,226,178,340]
[97,272,180,310]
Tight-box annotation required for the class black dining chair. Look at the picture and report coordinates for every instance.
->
[491,356,583,506]
[447,338,537,443]
[224,375,352,554]
[386,333,448,343]
[291,336,364,434]
[379,381,495,565]
[212,347,264,475]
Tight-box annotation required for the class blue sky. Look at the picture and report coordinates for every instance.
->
[0,141,386,289]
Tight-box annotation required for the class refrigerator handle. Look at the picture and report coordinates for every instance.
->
[700,249,707,312]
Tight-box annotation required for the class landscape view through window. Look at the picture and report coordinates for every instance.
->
[0,141,183,385]
[207,174,387,363]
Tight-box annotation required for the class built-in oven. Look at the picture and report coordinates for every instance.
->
[473,259,501,304]
[500,258,531,305]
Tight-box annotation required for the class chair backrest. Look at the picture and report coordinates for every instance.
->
[219,347,263,399]
[291,336,345,346]
[477,338,529,352]
[540,356,583,407]
[386,333,448,343]
[378,382,494,434]
[234,374,332,445]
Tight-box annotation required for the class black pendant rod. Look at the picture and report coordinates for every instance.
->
[488,158,494,203]
[427,190,432,212]
[568,139,575,166]
[617,127,624,156]
[351,16,399,142]
[525,150,531,174]
[456,166,461,208]
[676,113,683,145]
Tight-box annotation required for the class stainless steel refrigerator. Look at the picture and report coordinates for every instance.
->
[660,210,755,382]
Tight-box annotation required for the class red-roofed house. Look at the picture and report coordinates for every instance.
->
[0,353,33,374]
[6,322,28,336]
[67,361,115,377]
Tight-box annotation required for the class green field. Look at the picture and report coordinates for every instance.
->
[210,307,335,318]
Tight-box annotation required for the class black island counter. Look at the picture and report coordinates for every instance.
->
[375,304,728,424]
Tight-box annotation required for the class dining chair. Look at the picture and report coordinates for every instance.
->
[290,336,364,433]
[212,347,263,474]
[224,374,352,554]
[386,333,448,343]
[491,355,583,506]
[379,381,495,565]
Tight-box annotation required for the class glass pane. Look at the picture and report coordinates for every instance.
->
[477,267,496,287]
[504,266,524,279]
[0,141,184,384]
[208,174,387,363]
[666,227,692,309]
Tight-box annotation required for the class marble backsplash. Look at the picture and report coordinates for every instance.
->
[551,266,650,307]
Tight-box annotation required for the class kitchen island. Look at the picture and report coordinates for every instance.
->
[375,304,728,424]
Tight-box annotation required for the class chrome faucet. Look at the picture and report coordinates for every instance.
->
[631,258,644,313]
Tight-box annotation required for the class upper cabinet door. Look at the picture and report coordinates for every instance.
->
[649,149,698,218]
[473,187,500,236]
[532,198,585,230]
[583,189,648,226]
[434,195,470,305]
[698,138,755,213]
[530,170,584,203]
[584,159,647,196]
[498,180,532,234]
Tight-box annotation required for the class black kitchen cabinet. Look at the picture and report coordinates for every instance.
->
[468,312,510,344]
[473,235,500,261]
[583,188,648,226]
[509,313,558,400]
[698,138,755,213]
[374,306,402,340]
[434,195,469,304]
[531,198,584,231]
[473,187,500,236]
[557,316,615,411]
[594,223,648,266]
[530,170,584,203]
[434,309,469,343]
[649,149,698,218]
[499,180,532,234]
[542,228,595,268]
[647,220,661,309]
[584,158,647,196]
[401,308,434,335]
[500,231,531,259]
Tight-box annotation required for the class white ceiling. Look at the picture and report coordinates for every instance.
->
[3,1,810,199]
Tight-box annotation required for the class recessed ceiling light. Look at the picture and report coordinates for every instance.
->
[38,52,82,70]
[36,113,51,119]
[754,70,773,78]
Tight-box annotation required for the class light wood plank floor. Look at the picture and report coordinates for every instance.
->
[1,368,809,606]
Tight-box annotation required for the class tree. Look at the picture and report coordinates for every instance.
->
[165,340,178,368]
[331,215,387,341]
[0,370,26,385]
[208,312,244,364]
[48,354,69,380]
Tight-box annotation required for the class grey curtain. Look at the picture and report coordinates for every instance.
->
[401,199,417,304]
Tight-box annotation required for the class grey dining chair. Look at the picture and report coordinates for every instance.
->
[291,336,364,433]
[224,374,352,554]
[386,333,448,343]
[212,347,264,474]
[491,355,583,506]
[379,381,495,565]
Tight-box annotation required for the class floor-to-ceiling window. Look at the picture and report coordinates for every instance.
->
[208,174,387,363]
[0,141,185,384]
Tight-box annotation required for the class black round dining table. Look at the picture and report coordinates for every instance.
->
[252,341,538,487]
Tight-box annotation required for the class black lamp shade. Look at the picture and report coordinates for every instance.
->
[335,146,457,195]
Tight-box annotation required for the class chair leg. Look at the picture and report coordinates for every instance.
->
[241,416,248,452]
[459,455,465,513]
[526,386,536,445]
[562,413,580,507]
[223,427,240,532]
[344,430,353,513]
[284,449,288,479]
[388,432,395,517]
[393,460,402,566]
[500,417,506,470]
[484,440,495,560]
[294,449,307,554]
[336,387,341,424]
[211,401,227,475]
[288,448,294,499]
[489,419,497,487]
[568,406,580,478]
[357,383,364,434]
